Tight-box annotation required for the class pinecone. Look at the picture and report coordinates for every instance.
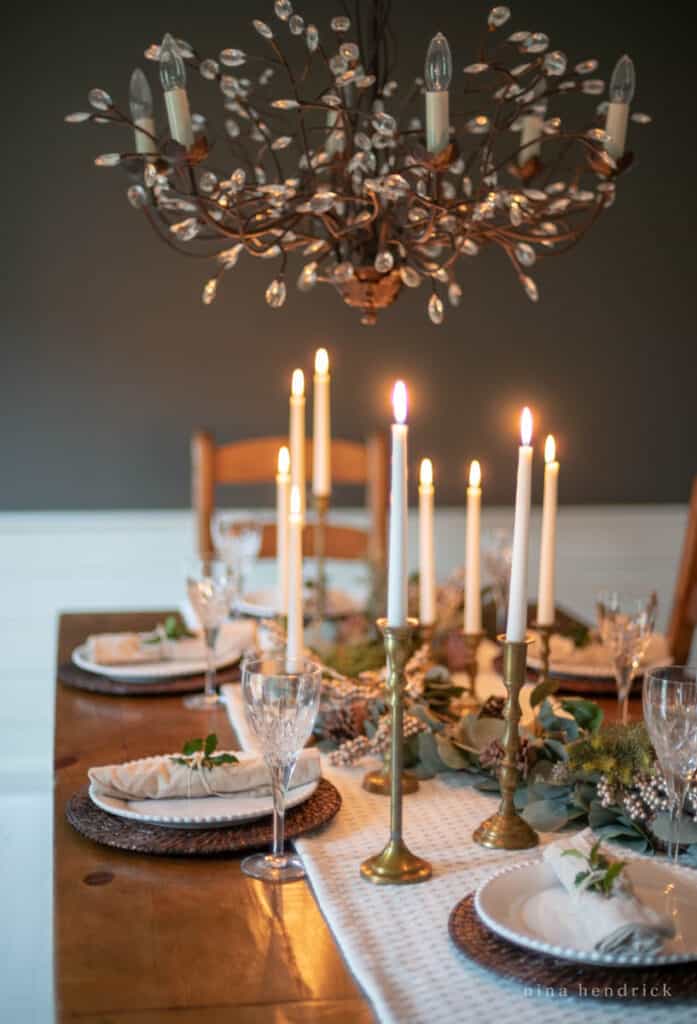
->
[479,696,505,719]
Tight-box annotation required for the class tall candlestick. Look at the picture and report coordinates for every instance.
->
[286,484,304,663]
[465,460,482,634]
[289,368,306,519]
[506,408,534,642]
[129,69,157,155]
[312,348,331,498]
[276,445,291,616]
[605,54,635,161]
[159,33,194,148]
[387,381,409,627]
[418,458,436,627]
[424,33,452,155]
[537,435,559,626]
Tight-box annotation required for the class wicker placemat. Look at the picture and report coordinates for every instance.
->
[58,660,240,697]
[448,893,697,1002]
[65,778,341,856]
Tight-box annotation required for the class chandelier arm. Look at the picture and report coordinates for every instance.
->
[268,40,314,180]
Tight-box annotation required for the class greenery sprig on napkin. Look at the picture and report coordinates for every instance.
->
[562,839,627,897]
[170,734,239,770]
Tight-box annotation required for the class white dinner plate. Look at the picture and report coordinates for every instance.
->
[527,635,670,681]
[72,643,242,683]
[475,857,697,967]
[238,586,361,619]
[89,777,319,829]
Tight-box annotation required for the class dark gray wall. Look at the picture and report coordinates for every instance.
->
[2,1,695,509]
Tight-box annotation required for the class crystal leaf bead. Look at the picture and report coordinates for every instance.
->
[546,181,566,194]
[88,88,112,110]
[225,118,240,138]
[274,0,292,20]
[170,218,199,241]
[310,191,337,213]
[355,132,372,150]
[322,93,341,108]
[464,62,488,74]
[94,153,121,167]
[65,111,91,123]
[265,278,287,307]
[524,188,547,201]
[200,59,219,79]
[297,261,317,291]
[587,127,609,142]
[575,59,598,75]
[199,171,218,192]
[260,244,281,258]
[202,278,218,305]
[547,197,570,213]
[340,42,360,62]
[570,189,595,202]
[372,111,396,135]
[144,163,158,188]
[304,238,328,255]
[449,157,465,175]
[230,168,246,191]
[428,293,444,324]
[522,275,538,302]
[271,135,292,150]
[306,24,319,51]
[582,79,605,96]
[271,98,299,110]
[356,74,376,89]
[374,250,394,273]
[383,80,398,97]
[329,54,348,75]
[333,261,354,283]
[521,33,549,54]
[461,239,479,255]
[462,176,473,197]
[176,39,194,58]
[538,221,558,235]
[632,112,652,124]
[448,282,462,307]
[511,63,531,77]
[488,6,511,27]
[466,115,490,134]
[595,101,609,116]
[254,166,267,184]
[558,81,576,91]
[543,51,567,76]
[330,16,351,32]
[515,242,536,267]
[508,31,531,43]
[220,49,246,67]
[400,266,421,288]
[510,201,523,226]
[218,243,242,267]
[434,268,449,283]
[253,20,273,39]
[144,44,161,61]
[127,185,147,208]
[289,14,304,35]
[543,117,561,134]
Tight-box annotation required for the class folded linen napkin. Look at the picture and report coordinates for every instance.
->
[89,747,320,801]
[543,834,675,955]
[85,620,257,666]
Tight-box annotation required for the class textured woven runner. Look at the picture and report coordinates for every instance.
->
[223,683,696,1024]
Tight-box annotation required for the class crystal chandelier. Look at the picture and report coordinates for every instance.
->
[66,2,651,325]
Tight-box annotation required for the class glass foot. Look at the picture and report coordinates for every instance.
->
[241,852,306,883]
[183,692,222,710]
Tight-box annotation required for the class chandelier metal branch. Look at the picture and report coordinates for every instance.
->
[66,2,651,324]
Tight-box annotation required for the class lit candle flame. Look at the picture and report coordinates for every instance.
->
[544,434,556,464]
[393,380,408,424]
[521,406,533,446]
[420,458,433,487]
[314,347,329,375]
[469,459,481,489]
[291,368,305,397]
[277,445,290,476]
[289,484,302,520]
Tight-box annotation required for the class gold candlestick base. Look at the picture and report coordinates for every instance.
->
[313,494,330,622]
[473,636,539,851]
[361,619,432,885]
[362,767,419,796]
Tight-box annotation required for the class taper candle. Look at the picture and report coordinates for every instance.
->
[419,458,436,626]
[286,484,304,663]
[312,348,331,498]
[605,54,635,161]
[289,368,306,519]
[129,69,157,155]
[387,381,409,627]
[506,408,534,642]
[159,33,194,148]
[276,445,291,616]
[424,33,452,155]
[465,460,482,634]
[537,435,559,626]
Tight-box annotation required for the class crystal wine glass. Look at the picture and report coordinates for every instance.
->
[184,557,238,710]
[597,590,657,724]
[211,511,263,600]
[643,666,697,862]
[241,656,322,883]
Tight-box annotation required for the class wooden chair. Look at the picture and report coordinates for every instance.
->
[191,431,389,564]
[667,476,697,664]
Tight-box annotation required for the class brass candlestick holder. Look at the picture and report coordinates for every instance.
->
[361,619,432,885]
[460,630,485,707]
[473,636,539,851]
[531,620,558,689]
[313,494,330,622]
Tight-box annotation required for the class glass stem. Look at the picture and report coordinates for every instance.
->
[270,762,292,861]
[615,664,632,725]
[204,626,219,699]
[670,777,687,865]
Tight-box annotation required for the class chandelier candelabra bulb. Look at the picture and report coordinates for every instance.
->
[129,68,154,121]
[609,54,635,104]
[159,33,187,91]
[424,32,452,92]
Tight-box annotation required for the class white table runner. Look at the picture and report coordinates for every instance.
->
[223,683,694,1024]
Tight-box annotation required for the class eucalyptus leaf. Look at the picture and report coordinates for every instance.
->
[530,678,559,708]
[522,798,570,832]
[435,734,469,770]
[560,698,603,735]
[651,812,697,847]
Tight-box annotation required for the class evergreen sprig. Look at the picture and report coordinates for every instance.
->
[170,733,239,770]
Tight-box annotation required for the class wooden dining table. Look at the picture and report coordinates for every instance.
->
[54,610,624,1024]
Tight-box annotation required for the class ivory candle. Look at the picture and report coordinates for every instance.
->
[418,458,436,627]
[506,408,534,643]
[465,460,482,634]
[159,33,194,148]
[276,445,291,616]
[387,381,409,627]
[312,348,331,498]
[289,368,306,519]
[537,435,559,626]
[129,69,157,155]
[286,484,304,663]
[424,33,452,155]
